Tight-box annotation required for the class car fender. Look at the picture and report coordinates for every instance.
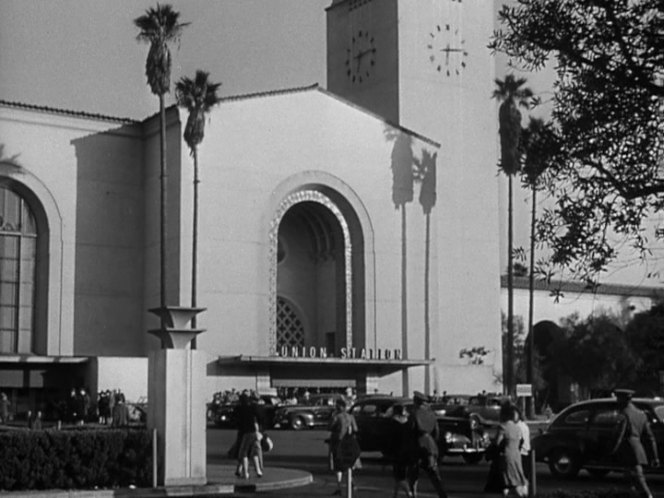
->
[533,433,584,461]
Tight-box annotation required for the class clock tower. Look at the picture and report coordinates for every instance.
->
[327,0,502,392]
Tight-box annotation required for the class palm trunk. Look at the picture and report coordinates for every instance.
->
[191,146,199,348]
[159,94,168,329]
[527,186,537,417]
[507,174,515,398]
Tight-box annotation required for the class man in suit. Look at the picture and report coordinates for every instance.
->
[406,391,448,498]
[615,389,660,498]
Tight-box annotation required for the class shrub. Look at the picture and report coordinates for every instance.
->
[0,428,152,491]
[540,490,632,498]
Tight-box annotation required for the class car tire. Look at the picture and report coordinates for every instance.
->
[462,453,483,465]
[290,416,306,430]
[548,448,581,478]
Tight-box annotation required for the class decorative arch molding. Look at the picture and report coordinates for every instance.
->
[269,190,351,353]
[0,162,64,356]
[265,171,376,355]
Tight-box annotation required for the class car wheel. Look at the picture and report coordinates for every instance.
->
[587,468,610,478]
[290,416,306,430]
[462,453,483,465]
[548,448,581,478]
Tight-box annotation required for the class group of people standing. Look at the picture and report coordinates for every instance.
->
[327,391,448,498]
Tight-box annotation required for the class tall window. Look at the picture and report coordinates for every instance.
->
[0,187,37,353]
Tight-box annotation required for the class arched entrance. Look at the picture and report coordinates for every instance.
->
[269,190,353,356]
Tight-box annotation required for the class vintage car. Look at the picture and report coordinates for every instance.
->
[208,395,282,429]
[438,393,508,427]
[349,396,491,464]
[272,393,343,430]
[532,397,664,478]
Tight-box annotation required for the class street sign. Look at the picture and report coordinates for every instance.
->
[516,383,532,397]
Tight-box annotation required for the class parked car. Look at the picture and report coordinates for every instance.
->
[272,393,343,430]
[208,395,282,429]
[439,393,508,427]
[349,396,491,464]
[532,397,664,478]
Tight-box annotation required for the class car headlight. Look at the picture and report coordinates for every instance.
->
[444,431,453,443]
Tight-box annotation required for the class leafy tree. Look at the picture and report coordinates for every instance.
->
[175,70,222,340]
[552,312,641,397]
[493,75,533,397]
[134,4,189,317]
[625,302,664,393]
[491,0,664,285]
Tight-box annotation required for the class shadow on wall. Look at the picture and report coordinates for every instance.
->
[385,127,438,395]
[71,123,149,357]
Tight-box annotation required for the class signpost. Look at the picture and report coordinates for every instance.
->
[516,383,532,397]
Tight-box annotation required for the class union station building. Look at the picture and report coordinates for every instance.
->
[0,0,659,412]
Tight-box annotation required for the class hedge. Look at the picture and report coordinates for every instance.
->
[540,490,632,498]
[0,428,152,491]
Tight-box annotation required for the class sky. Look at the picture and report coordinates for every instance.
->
[0,0,330,120]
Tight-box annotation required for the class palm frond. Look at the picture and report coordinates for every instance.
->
[134,4,189,95]
[175,69,222,150]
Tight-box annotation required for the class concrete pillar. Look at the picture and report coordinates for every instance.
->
[148,348,207,486]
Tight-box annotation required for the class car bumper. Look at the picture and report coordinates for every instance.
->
[443,433,490,455]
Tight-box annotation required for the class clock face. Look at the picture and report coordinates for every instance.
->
[345,30,376,84]
[427,23,468,77]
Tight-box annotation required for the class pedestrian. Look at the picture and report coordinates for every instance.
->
[29,410,43,430]
[234,391,263,479]
[111,398,130,427]
[613,389,659,498]
[389,404,413,498]
[0,392,10,424]
[327,397,359,496]
[67,388,78,423]
[406,391,448,498]
[514,408,531,482]
[493,404,528,497]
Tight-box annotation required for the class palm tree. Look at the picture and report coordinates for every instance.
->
[134,4,189,323]
[175,70,222,344]
[493,74,532,398]
[521,117,557,416]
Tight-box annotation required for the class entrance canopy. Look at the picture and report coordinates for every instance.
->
[217,355,433,391]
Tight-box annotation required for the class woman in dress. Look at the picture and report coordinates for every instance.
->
[327,397,359,496]
[493,404,528,497]
[234,392,264,479]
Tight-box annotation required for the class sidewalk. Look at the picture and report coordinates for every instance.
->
[0,464,313,498]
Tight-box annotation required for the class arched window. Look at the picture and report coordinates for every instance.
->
[0,186,37,353]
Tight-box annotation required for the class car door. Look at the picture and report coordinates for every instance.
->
[352,399,395,452]
[585,402,622,466]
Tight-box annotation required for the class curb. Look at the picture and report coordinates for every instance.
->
[1,467,313,497]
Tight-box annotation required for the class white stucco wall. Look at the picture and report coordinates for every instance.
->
[0,105,146,357]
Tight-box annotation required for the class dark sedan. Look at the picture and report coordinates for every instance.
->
[208,395,282,429]
[272,393,342,430]
[532,397,664,478]
[350,396,490,464]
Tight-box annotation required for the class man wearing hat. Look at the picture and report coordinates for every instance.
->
[614,389,659,498]
[406,391,448,498]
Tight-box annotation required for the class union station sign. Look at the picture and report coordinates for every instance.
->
[274,346,403,360]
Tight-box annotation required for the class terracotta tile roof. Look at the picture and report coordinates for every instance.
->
[218,83,320,103]
[0,99,139,124]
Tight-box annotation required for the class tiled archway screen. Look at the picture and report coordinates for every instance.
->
[276,297,305,349]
